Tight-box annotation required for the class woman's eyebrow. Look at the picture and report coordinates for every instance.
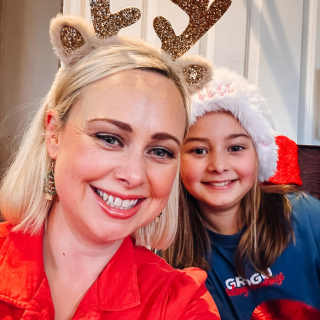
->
[151,133,181,147]
[87,118,133,133]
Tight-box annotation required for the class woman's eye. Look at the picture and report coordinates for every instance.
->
[95,134,122,146]
[192,148,208,155]
[150,148,174,159]
[229,146,243,152]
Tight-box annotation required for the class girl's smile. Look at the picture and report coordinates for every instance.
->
[181,111,257,229]
[202,179,238,189]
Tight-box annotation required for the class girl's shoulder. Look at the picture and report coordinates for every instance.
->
[287,193,320,219]
[287,193,320,250]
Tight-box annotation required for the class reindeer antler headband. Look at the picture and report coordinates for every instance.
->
[51,0,231,92]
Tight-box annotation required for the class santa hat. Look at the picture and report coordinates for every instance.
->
[268,135,303,186]
[190,67,278,182]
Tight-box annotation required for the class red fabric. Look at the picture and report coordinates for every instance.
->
[251,299,320,319]
[268,135,303,186]
[0,222,220,320]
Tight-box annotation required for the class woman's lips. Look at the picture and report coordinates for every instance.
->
[202,179,238,190]
[91,187,145,220]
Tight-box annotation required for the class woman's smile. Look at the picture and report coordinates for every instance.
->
[49,69,185,243]
[92,186,146,219]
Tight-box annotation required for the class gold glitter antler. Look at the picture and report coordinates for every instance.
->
[154,0,232,60]
[90,0,141,38]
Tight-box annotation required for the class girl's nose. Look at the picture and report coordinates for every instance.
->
[207,151,230,173]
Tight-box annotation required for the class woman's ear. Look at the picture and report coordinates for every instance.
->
[45,110,60,159]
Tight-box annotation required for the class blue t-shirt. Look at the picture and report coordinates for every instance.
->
[206,194,320,320]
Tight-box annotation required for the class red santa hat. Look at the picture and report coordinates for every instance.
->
[268,135,303,186]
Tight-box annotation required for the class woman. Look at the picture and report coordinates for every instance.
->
[0,12,219,320]
[163,67,320,319]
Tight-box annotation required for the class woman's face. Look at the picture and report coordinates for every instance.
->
[181,112,257,214]
[46,69,186,244]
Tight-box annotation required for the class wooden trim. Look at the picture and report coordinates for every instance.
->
[141,0,158,46]
[298,144,320,149]
[199,27,215,62]
[244,0,263,84]
[298,0,318,145]
[304,0,317,145]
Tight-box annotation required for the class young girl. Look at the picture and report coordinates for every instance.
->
[163,67,320,319]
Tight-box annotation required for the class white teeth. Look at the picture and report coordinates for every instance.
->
[215,182,226,187]
[122,200,131,208]
[95,189,139,210]
[108,195,114,204]
[212,181,232,187]
[114,197,122,207]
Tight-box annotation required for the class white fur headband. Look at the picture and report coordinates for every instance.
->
[191,67,278,182]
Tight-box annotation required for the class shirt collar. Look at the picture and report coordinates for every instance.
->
[0,223,140,311]
[207,225,247,247]
[98,236,141,311]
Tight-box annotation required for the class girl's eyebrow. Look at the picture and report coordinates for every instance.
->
[184,137,210,144]
[226,133,250,139]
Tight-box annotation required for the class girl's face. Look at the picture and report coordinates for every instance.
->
[181,112,257,214]
[46,69,186,244]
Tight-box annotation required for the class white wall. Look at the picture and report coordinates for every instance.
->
[63,0,320,146]
[0,0,61,172]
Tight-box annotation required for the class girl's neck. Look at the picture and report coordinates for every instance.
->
[197,201,244,236]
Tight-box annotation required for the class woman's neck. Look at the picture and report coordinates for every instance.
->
[43,203,123,320]
[197,201,244,235]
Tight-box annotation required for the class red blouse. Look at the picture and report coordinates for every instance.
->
[0,222,220,319]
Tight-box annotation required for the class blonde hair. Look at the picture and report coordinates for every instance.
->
[0,42,189,249]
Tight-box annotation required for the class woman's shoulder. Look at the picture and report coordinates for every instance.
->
[134,245,207,282]
[0,222,13,248]
[0,221,12,236]
[133,246,219,319]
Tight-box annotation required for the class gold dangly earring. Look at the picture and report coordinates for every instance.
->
[44,159,57,200]
[155,212,163,223]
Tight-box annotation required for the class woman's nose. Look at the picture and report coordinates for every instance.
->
[113,151,147,188]
[207,151,229,173]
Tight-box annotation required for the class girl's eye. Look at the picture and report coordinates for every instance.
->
[192,148,208,155]
[150,148,174,159]
[229,146,244,152]
[95,134,122,147]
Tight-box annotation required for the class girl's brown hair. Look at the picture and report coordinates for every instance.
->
[162,180,297,277]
